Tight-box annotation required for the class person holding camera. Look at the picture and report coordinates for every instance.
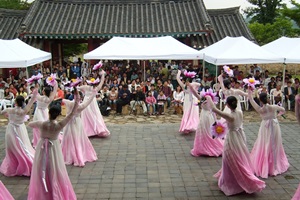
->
[116,84,131,115]
[130,86,147,116]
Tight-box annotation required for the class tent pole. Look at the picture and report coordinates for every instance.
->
[281,62,286,105]
[202,54,205,81]
[143,60,146,82]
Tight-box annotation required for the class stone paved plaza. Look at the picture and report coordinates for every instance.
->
[0,111,300,200]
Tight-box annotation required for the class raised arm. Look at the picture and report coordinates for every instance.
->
[189,84,202,100]
[235,89,248,97]
[49,81,58,101]
[57,89,80,129]
[95,71,106,92]
[247,89,261,113]
[217,74,226,91]
[176,70,185,89]
[28,121,43,129]
[270,105,285,112]
[206,96,234,121]
[78,92,96,112]
[23,88,38,114]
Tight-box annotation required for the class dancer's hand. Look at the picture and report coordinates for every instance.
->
[217,74,223,83]
[99,70,106,76]
[73,88,80,107]
[177,70,181,75]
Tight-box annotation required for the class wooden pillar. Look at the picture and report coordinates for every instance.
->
[58,43,62,66]
[43,40,51,68]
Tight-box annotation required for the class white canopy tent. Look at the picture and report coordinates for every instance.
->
[0,38,51,68]
[198,36,285,65]
[84,36,201,60]
[262,36,300,64]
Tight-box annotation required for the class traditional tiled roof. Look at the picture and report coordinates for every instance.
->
[22,0,212,39]
[0,8,27,39]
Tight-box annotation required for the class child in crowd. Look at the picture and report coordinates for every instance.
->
[145,91,156,115]
[157,90,166,115]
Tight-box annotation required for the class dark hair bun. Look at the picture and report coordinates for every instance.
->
[15,96,25,107]
[49,105,61,120]
[259,93,268,104]
[226,96,238,110]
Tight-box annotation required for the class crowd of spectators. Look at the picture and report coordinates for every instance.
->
[0,59,298,114]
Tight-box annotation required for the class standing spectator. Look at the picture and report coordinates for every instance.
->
[162,81,172,108]
[71,63,80,78]
[145,91,156,115]
[233,66,239,77]
[65,65,72,79]
[81,63,90,78]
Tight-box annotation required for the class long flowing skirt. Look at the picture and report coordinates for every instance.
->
[179,95,199,134]
[62,117,98,167]
[251,119,289,178]
[292,184,300,200]
[0,181,14,200]
[81,98,110,137]
[214,129,265,196]
[0,123,35,176]
[191,109,224,157]
[32,108,48,147]
[28,138,76,200]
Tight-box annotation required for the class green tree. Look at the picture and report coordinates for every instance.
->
[245,0,283,24]
[281,0,300,27]
[0,0,30,10]
[63,43,87,58]
[249,17,295,45]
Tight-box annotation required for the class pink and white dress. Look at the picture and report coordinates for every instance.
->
[0,107,35,176]
[179,86,199,134]
[79,85,110,137]
[28,113,77,200]
[0,181,14,200]
[214,110,265,196]
[250,104,289,178]
[191,102,224,157]
[292,184,300,200]
[61,97,98,167]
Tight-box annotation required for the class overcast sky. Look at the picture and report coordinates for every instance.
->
[26,0,299,9]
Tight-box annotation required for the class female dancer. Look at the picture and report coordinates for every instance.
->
[0,181,14,200]
[61,91,98,167]
[248,91,289,178]
[32,82,58,147]
[292,94,300,200]
[0,88,38,176]
[189,87,224,157]
[78,71,110,137]
[27,90,80,200]
[176,70,200,134]
[218,74,247,113]
[205,95,265,196]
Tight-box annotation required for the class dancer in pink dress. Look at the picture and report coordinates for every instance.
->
[27,90,80,200]
[0,88,38,176]
[206,95,265,196]
[176,70,200,134]
[32,82,58,147]
[189,87,224,157]
[0,181,14,200]
[61,92,98,167]
[78,71,110,137]
[248,91,289,178]
[292,94,300,200]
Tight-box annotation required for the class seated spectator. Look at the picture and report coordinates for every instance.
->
[284,80,296,108]
[0,87,13,110]
[0,77,7,89]
[130,86,147,116]
[16,85,27,99]
[293,78,300,94]
[162,81,172,108]
[9,84,17,98]
[65,88,74,100]
[116,84,131,115]
[273,85,283,104]
[173,85,184,114]
[101,85,110,106]
[157,90,167,115]
[108,87,118,108]
[145,91,156,115]
[268,77,277,93]
[201,76,211,90]
[237,71,244,82]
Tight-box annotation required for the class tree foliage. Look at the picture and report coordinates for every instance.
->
[0,0,31,10]
[281,0,300,27]
[63,43,87,58]
[245,0,283,24]
[249,17,295,45]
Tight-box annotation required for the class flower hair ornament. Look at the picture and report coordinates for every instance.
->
[200,88,218,104]
[243,77,260,90]
[211,120,227,139]
[86,77,100,85]
[26,73,43,84]
[223,65,234,77]
[46,73,57,86]
[93,61,103,71]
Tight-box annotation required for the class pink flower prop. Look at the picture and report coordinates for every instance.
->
[70,78,82,87]
[183,70,197,78]
[86,77,100,85]
[243,77,260,90]
[223,65,234,77]
[46,73,57,86]
[24,115,30,122]
[200,88,218,104]
[211,120,227,139]
[26,73,43,84]
[93,61,103,71]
